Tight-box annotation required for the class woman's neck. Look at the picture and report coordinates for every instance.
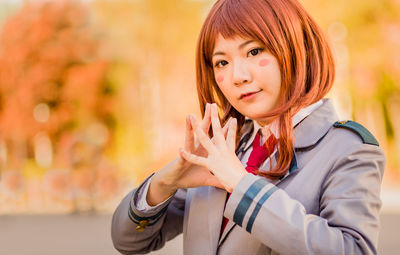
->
[256,117,274,127]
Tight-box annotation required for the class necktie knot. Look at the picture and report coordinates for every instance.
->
[245,131,277,174]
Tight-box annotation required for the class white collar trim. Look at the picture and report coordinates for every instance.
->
[244,99,323,150]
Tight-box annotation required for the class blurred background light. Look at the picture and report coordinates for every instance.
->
[33,103,50,123]
[0,1,398,254]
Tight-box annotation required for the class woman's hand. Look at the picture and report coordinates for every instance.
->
[147,103,231,205]
[180,103,247,193]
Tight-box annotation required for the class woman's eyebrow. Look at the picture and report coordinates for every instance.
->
[238,40,255,49]
[212,40,256,57]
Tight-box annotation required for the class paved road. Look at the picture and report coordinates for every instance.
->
[0,213,398,255]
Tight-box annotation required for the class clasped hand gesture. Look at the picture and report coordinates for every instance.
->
[147,103,247,206]
[179,103,247,193]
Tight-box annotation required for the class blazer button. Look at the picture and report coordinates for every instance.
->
[139,220,149,226]
[136,219,149,232]
[136,225,145,232]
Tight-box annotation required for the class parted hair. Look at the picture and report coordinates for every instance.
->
[196,0,335,180]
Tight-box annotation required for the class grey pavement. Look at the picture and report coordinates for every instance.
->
[0,213,398,255]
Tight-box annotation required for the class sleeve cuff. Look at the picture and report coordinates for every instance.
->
[224,173,279,233]
[128,173,175,227]
[135,175,174,212]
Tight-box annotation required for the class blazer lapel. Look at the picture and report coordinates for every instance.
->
[215,99,340,249]
[208,186,227,252]
[184,186,224,254]
[293,99,339,149]
[218,217,237,246]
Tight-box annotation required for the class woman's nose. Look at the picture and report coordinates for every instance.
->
[232,60,251,86]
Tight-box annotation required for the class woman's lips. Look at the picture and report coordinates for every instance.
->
[240,90,261,100]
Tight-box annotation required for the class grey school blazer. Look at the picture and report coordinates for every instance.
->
[111,99,385,255]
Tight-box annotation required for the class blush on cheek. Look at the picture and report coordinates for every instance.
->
[216,75,224,83]
[259,59,270,67]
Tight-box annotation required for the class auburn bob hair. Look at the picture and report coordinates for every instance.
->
[195,0,335,180]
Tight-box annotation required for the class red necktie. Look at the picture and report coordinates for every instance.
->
[220,131,277,236]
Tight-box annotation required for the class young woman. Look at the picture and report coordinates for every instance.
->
[111,0,385,254]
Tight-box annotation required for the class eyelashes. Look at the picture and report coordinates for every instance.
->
[248,48,264,57]
[215,60,228,68]
[214,47,265,68]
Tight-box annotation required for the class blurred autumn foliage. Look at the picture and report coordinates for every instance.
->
[0,0,118,213]
[0,0,399,214]
[301,0,400,186]
[0,0,114,167]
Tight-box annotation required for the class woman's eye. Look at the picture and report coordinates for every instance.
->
[248,48,263,56]
[215,60,228,68]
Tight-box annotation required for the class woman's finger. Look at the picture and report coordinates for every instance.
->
[184,115,195,152]
[200,103,211,134]
[190,115,216,153]
[179,148,208,167]
[226,118,237,152]
[210,103,225,146]
[222,117,232,139]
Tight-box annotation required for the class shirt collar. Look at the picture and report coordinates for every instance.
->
[243,99,324,151]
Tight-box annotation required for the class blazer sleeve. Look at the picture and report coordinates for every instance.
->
[224,143,385,255]
[111,174,186,254]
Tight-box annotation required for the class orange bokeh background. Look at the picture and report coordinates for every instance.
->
[0,0,399,214]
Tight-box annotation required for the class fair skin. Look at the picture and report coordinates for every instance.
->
[212,34,282,125]
[147,104,238,205]
[147,35,282,206]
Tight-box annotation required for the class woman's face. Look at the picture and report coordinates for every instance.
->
[212,34,281,124]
